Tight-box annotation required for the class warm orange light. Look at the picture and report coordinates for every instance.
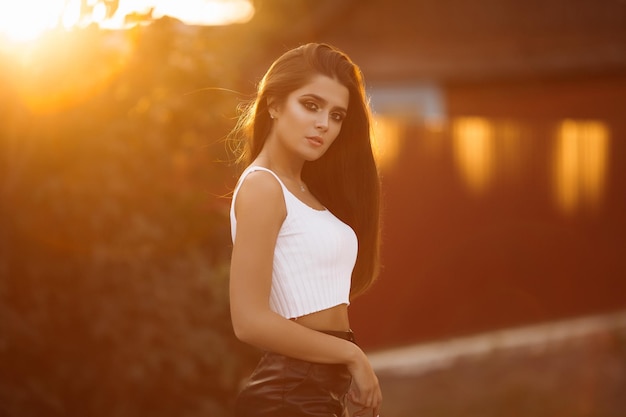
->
[372,115,404,171]
[553,120,610,213]
[452,117,495,194]
[0,0,66,42]
[62,0,83,30]
[92,2,109,24]
[1,0,255,112]
[0,0,254,42]
[15,32,136,113]
[154,0,255,26]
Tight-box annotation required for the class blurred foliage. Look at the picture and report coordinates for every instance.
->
[0,18,262,417]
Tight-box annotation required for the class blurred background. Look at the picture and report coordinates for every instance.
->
[1,1,625,416]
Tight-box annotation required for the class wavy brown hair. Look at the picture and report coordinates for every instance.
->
[230,43,381,298]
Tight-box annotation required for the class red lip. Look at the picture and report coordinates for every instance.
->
[306,136,324,146]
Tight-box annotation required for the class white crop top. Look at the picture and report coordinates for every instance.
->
[230,166,358,319]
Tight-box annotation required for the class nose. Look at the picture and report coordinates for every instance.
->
[315,113,329,131]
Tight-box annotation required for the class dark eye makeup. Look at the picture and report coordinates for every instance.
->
[302,100,319,111]
[330,112,346,122]
[301,99,346,122]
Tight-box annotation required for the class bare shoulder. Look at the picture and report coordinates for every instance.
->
[234,170,286,220]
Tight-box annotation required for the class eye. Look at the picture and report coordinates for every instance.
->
[303,101,319,111]
[331,112,346,122]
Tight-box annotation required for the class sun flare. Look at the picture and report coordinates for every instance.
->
[0,0,254,42]
[0,0,66,41]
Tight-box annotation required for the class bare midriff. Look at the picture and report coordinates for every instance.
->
[290,304,351,332]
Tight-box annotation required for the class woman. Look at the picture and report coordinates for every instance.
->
[229,43,382,417]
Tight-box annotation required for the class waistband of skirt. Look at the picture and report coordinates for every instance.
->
[318,329,356,343]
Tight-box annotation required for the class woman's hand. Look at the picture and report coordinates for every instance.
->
[346,349,382,417]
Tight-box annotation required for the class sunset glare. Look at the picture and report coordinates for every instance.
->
[0,0,254,42]
[0,0,66,41]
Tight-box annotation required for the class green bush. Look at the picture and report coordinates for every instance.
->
[0,19,257,417]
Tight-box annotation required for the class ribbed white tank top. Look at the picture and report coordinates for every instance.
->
[230,166,358,319]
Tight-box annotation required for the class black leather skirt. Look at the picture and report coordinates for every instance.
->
[234,330,356,417]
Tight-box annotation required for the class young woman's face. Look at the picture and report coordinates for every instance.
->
[268,74,349,162]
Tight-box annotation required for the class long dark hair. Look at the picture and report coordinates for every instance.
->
[230,43,381,298]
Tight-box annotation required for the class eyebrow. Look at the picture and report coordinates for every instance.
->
[300,94,348,114]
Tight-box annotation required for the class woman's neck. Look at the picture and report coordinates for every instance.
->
[254,152,304,183]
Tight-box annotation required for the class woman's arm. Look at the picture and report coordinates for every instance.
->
[230,170,358,362]
[229,171,381,414]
